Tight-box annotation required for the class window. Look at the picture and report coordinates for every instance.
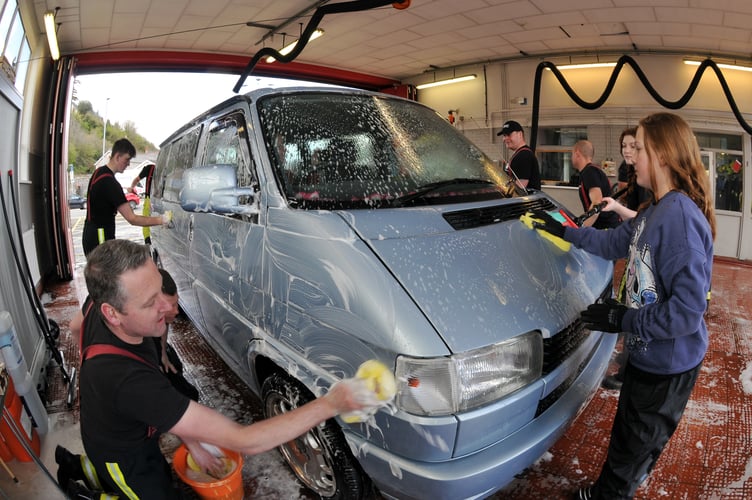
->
[258,92,513,210]
[713,153,742,212]
[535,127,587,184]
[157,126,201,202]
[696,132,743,213]
[0,0,30,93]
[203,112,255,192]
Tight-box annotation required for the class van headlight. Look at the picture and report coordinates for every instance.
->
[395,331,543,416]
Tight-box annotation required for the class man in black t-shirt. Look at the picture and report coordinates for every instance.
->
[129,161,156,244]
[60,240,371,498]
[497,120,541,191]
[155,268,200,401]
[571,140,619,229]
[83,139,165,255]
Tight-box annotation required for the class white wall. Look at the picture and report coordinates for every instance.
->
[408,54,752,261]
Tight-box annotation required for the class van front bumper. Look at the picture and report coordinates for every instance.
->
[347,332,616,500]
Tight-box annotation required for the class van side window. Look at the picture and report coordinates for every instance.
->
[203,112,256,191]
[153,143,172,198]
[156,125,201,202]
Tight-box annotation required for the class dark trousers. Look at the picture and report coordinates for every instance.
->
[592,361,702,499]
[158,342,200,402]
[90,439,186,499]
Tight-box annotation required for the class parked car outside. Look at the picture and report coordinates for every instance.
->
[68,193,86,209]
[149,87,615,500]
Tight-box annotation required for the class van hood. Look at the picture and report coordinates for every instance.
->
[335,204,612,353]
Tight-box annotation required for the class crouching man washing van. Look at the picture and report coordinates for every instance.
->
[61,239,376,498]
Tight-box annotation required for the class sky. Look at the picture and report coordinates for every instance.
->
[73,72,312,147]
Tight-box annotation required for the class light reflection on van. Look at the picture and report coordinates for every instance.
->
[150,87,615,500]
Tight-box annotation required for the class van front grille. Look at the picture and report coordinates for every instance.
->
[535,283,613,417]
[442,198,557,230]
[535,320,590,417]
[541,319,588,375]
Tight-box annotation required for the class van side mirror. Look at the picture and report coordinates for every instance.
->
[180,164,258,215]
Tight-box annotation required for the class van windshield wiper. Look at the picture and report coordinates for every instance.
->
[393,178,496,206]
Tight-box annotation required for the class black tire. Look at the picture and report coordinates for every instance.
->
[261,372,372,500]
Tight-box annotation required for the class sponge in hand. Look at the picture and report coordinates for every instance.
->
[520,212,571,252]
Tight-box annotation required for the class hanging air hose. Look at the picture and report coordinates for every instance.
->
[234,0,412,92]
[2,171,70,385]
[573,186,629,226]
[529,55,752,151]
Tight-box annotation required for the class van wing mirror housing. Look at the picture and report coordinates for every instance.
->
[180,165,258,216]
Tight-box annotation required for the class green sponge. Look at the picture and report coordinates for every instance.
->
[520,212,571,252]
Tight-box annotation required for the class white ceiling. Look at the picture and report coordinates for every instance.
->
[30,0,752,83]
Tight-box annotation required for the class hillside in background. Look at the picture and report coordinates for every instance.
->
[68,100,157,174]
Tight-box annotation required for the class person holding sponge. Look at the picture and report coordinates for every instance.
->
[531,113,714,500]
[59,238,388,499]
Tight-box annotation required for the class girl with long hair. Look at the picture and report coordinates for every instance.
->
[532,112,715,499]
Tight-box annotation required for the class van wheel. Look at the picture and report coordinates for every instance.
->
[261,372,372,500]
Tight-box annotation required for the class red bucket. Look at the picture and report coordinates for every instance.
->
[173,444,244,500]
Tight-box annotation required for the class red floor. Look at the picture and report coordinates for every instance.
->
[38,257,752,499]
[495,257,752,499]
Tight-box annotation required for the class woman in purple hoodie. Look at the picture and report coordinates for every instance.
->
[533,112,715,500]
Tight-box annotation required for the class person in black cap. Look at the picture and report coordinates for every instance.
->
[497,120,541,191]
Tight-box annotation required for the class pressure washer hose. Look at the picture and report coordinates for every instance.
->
[573,186,629,226]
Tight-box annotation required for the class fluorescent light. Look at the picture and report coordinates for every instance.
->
[266,29,324,63]
[415,74,477,90]
[684,59,752,73]
[44,11,60,61]
[553,62,617,70]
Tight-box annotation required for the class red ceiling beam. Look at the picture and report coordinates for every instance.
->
[73,50,401,91]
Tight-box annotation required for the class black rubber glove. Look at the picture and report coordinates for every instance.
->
[529,210,566,239]
[581,298,628,333]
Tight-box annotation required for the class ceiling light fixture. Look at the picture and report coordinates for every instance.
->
[44,10,60,61]
[416,74,477,90]
[266,29,324,63]
[683,59,752,73]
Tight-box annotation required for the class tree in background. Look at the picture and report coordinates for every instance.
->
[68,100,156,175]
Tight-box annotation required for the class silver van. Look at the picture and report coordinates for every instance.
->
[150,87,615,500]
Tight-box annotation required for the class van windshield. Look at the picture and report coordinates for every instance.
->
[258,92,523,209]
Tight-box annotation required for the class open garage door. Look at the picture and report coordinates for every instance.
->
[46,57,76,281]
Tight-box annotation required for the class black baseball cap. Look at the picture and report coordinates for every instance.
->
[497,120,523,136]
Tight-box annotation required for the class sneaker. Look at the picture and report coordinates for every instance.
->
[55,445,85,487]
[601,375,623,390]
[576,486,593,499]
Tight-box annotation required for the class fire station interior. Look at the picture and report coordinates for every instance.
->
[0,1,751,498]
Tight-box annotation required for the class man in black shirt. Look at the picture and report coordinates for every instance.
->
[83,139,165,255]
[63,239,371,498]
[572,140,619,229]
[128,161,156,244]
[497,120,542,191]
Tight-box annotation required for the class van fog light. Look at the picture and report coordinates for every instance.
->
[395,331,543,416]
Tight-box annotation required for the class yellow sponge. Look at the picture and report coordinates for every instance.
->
[520,212,571,252]
[355,360,397,401]
[342,360,397,423]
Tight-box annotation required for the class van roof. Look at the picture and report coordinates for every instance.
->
[159,86,387,147]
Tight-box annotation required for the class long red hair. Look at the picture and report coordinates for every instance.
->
[638,113,716,239]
